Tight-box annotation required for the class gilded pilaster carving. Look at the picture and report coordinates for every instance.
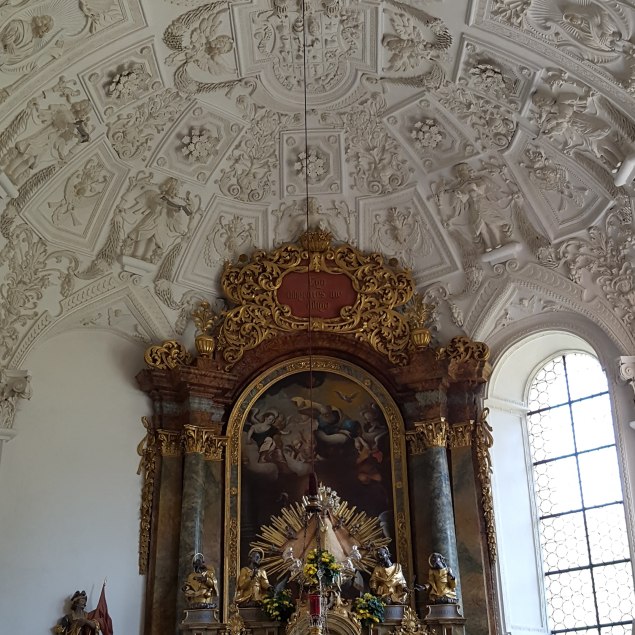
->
[137,416,158,575]
[183,425,227,460]
[474,408,497,563]
[144,339,191,369]
[406,418,447,454]
[448,421,474,448]
[436,336,490,363]
[228,516,238,581]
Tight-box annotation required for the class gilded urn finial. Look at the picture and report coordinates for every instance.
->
[405,294,434,349]
[192,301,222,358]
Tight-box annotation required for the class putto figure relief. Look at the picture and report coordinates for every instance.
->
[0,79,92,190]
[78,173,202,278]
[435,162,513,253]
[121,177,198,264]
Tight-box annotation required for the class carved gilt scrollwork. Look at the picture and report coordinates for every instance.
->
[474,408,497,563]
[137,416,158,574]
[144,339,191,369]
[436,336,490,363]
[406,418,447,453]
[218,231,414,366]
[391,606,433,635]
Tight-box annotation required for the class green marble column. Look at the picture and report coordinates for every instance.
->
[407,419,461,612]
[202,442,225,614]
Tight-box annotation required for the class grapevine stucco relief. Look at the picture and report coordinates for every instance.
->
[0,0,634,395]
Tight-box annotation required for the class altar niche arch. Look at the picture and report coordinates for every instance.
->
[223,355,412,618]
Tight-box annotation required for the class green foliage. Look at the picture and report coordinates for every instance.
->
[303,548,341,588]
[352,593,386,627]
[261,588,295,623]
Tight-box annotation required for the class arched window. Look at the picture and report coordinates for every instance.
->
[526,352,634,635]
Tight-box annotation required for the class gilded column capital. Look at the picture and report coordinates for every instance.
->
[157,429,182,456]
[406,418,447,454]
[448,421,474,448]
[183,424,227,460]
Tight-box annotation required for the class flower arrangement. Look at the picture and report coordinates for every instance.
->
[352,593,386,627]
[261,588,295,623]
[303,548,340,588]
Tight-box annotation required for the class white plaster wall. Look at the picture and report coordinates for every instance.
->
[0,329,150,634]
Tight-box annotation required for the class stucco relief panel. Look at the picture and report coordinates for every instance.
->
[280,129,344,196]
[272,196,357,246]
[358,185,459,281]
[478,0,635,98]
[0,0,143,103]
[149,102,244,185]
[384,95,476,174]
[230,0,378,106]
[79,40,164,119]
[174,196,266,292]
[506,132,612,242]
[452,35,537,112]
[20,140,128,254]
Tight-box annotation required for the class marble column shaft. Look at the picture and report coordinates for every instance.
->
[202,458,224,611]
[409,441,461,610]
[176,451,206,630]
[148,453,183,635]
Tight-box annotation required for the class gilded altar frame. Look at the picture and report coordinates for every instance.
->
[223,355,412,618]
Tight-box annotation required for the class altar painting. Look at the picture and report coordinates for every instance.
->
[239,370,395,565]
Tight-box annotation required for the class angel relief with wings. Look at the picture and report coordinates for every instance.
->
[164,2,236,76]
[381,5,451,74]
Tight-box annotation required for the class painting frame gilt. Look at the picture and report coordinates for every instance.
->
[223,355,412,617]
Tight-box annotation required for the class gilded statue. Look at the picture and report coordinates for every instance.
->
[54,590,101,635]
[234,547,270,606]
[425,552,457,604]
[369,546,408,604]
[183,553,219,609]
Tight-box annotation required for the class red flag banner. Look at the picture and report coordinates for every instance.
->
[88,584,113,635]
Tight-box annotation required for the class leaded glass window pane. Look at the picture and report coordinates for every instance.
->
[526,353,634,635]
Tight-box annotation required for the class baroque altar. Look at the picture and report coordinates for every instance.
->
[136,232,495,635]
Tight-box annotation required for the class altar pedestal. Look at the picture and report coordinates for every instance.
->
[423,604,466,635]
[180,608,221,635]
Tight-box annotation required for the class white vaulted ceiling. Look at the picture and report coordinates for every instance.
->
[0,0,634,368]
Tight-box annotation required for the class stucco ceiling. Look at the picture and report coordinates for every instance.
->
[0,0,634,370]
